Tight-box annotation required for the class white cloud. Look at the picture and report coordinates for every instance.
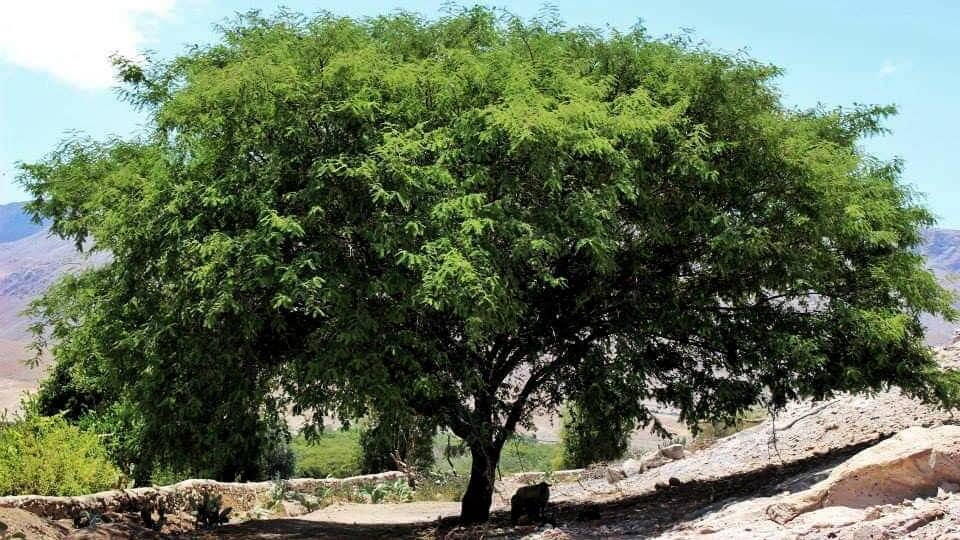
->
[879,59,900,77]
[0,0,175,90]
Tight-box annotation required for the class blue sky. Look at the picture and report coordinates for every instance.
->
[1,1,958,224]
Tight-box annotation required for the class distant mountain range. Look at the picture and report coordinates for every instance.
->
[0,203,106,408]
[0,202,44,243]
[0,202,958,401]
[918,229,960,345]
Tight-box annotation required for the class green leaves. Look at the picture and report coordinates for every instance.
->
[15,7,959,515]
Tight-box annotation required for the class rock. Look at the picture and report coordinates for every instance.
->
[668,477,682,487]
[659,444,685,460]
[641,453,668,470]
[0,471,408,522]
[789,506,865,530]
[766,425,960,524]
[621,458,645,476]
[605,467,626,484]
[280,500,308,517]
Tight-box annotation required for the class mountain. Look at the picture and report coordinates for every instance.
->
[0,207,105,409]
[0,202,44,243]
[918,229,960,345]
[921,228,960,274]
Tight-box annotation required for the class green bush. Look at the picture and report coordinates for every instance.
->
[0,415,119,496]
[559,400,632,468]
[438,434,560,476]
[292,429,362,478]
[358,411,435,474]
[414,470,469,502]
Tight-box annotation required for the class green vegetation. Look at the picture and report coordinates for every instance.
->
[292,430,362,479]
[313,478,415,506]
[559,377,637,468]
[18,6,959,523]
[689,407,769,450]
[358,411,436,474]
[440,434,560,476]
[292,428,558,484]
[414,471,470,502]
[0,414,119,496]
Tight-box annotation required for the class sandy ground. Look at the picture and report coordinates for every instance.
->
[0,376,36,414]
[299,501,462,524]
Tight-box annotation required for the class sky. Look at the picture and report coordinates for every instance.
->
[1,1,958,224]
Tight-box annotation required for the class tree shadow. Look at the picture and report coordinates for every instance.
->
[205,434,889,539]
[440,433,890,538]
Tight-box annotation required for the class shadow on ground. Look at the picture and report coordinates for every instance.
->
[200,434,890,539]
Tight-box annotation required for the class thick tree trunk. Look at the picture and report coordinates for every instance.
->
[459,442,501,524]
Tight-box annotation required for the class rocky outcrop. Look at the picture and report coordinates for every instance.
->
[651,425,960,539]
[767,425,960,524]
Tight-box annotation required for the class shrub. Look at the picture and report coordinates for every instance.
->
[257,421,296,480]
[358,411,435,475]
[0,415,119,496]
[690,407,768,450]
[293,429,362,478]
[359,479,414,503]
[414,470,469,502]
[559,401,632,468]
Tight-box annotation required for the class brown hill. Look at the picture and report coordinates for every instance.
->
[920,229,960,345]
[0,229,105,408]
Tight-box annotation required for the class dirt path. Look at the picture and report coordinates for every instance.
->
[300,501,461,524]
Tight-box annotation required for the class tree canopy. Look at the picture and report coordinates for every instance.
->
[19,6,959,522]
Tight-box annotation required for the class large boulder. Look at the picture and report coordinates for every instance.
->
[659,444,685,460]
[767,425,960,524]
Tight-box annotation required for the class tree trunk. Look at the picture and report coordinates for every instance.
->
[459,442,501,524]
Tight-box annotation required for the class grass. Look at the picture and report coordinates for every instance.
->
[292,429,362,478]
[413,471,469,502]
[290,428,560,503]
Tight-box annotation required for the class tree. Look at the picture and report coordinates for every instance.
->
[30,274,293,484]
[18,7,960,523]
[358,410,436,476]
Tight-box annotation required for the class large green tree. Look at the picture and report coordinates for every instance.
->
[19,7,959,522]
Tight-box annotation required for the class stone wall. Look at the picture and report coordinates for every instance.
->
[0,472,406,521]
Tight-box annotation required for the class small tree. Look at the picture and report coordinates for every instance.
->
[560,401,631,469]
[32,328,293,484]
[19,8,959,523]
[358,410,436,475]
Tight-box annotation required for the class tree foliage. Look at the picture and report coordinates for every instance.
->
[358,410,436,475]
[560,401,632,469]
[18,6,959,522]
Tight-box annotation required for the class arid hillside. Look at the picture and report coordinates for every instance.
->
[0,205,105,409]
[920,228,960,344]
[0,202,44,244]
